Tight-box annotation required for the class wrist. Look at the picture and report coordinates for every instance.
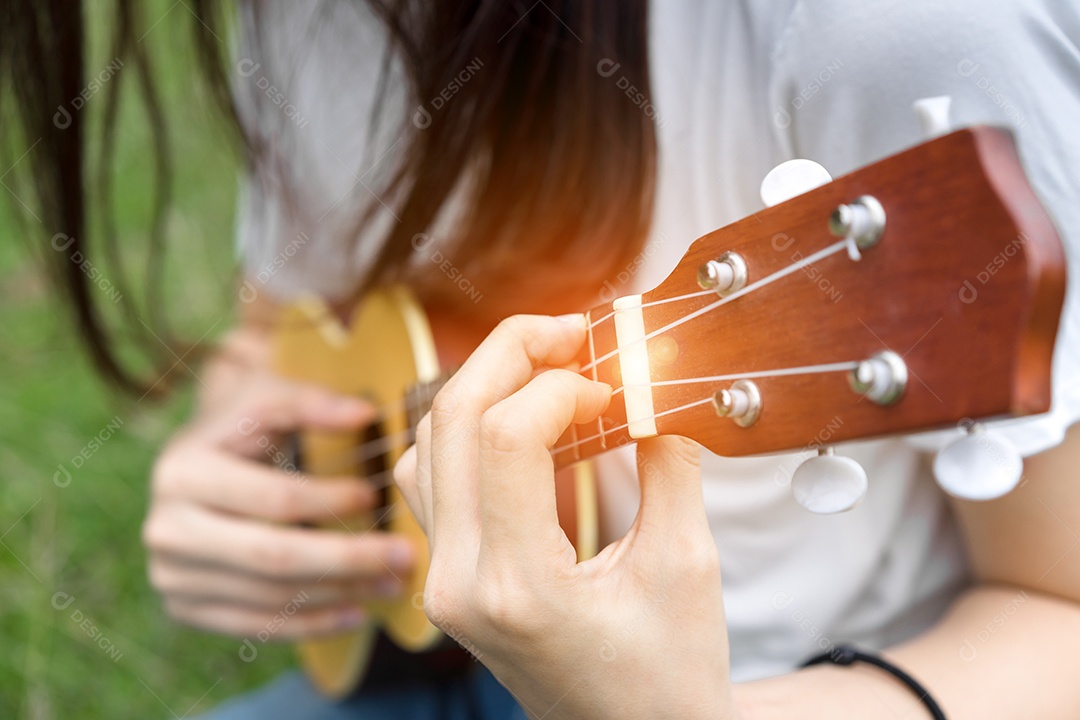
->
[731,663,935,720]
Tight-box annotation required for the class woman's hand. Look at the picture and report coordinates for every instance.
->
[395,315,736,720]
[143,366,415,640]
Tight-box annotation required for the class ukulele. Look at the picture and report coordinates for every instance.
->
[272,126,1066,697]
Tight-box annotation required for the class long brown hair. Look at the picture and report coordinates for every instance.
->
[1,0,656,396]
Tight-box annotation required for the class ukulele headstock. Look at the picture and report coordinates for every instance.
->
[577,127,1066,461]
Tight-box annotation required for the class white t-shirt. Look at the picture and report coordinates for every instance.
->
[236,0,1080,683]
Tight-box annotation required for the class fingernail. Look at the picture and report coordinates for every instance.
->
[554,313,585,328]
[377,577,404,598]
[387,541,415,572]
[338,608,366,629]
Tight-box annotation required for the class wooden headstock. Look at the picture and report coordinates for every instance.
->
[554,127,1066,468]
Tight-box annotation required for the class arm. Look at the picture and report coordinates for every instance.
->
[736,425,1080,719]
[393,312,1080,719]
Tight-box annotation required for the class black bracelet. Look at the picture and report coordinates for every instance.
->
[800,645,946,720]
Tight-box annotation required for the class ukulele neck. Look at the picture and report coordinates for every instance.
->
[399,298,634,473]
[552,297,636,471]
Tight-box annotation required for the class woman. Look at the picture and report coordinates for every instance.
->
[7,0,1080,717]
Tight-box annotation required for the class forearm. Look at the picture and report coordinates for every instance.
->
[735,584,1080,719]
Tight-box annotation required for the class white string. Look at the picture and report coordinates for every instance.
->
[551,397,715,457]
[552,358,860,457]
[845,236,862,262]
[610,360,860,395]
[585,308,600,453]
[582,239,850,373]
[301,242,855,471]
[317,426,418,476]
[587,288,716,330]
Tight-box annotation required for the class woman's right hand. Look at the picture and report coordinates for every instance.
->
[142,366,416,640]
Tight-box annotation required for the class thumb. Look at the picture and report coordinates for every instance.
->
[634,435,710,541]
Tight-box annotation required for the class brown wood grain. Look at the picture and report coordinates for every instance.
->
[554,127,1065,466]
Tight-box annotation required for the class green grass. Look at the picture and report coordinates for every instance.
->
[0,2,295,717]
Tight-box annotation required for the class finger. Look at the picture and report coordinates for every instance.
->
[414,414,434,536]
[149,557,407,609]
[208,381,374,450]
[635,436,705,518]
[632,436,712,557]
[429,314,588,547]
[153,446,377,524]
[142,504,414,582]
[164,597,367,640]
[252,382,375,432]
[392,414,433,538]
[439,314,588,414]
[393,444,424,532]
[478,370,610,564]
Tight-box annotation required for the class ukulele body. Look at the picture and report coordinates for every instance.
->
[273,286,598,697]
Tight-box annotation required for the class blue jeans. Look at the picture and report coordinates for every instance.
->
[195,666,526,720]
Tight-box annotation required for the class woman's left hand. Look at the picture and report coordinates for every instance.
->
[395,314,736,720]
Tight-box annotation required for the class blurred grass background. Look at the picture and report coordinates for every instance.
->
[0,1,295,716]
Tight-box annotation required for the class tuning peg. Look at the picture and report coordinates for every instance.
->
[791,448,868,514]
[913,96,952,139]
[760,159,833,208]
[711,379,762,427]
[933,423,1022,500]
[698,251,748,296]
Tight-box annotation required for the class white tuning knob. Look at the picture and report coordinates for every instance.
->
[791,448,868,514]
[913,96,952,139]
[760,159,833,208]
[933,424,1022,501]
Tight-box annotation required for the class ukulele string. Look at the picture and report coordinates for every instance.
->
[581,239,851,373]
[608,360,861,396]
[550,397,716,457]
[286,265,748,473]
[282,380,443,477]
[585,288,717,330]
[303,360,862,479]
[293,239,853,475]
[550,360,862,457]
